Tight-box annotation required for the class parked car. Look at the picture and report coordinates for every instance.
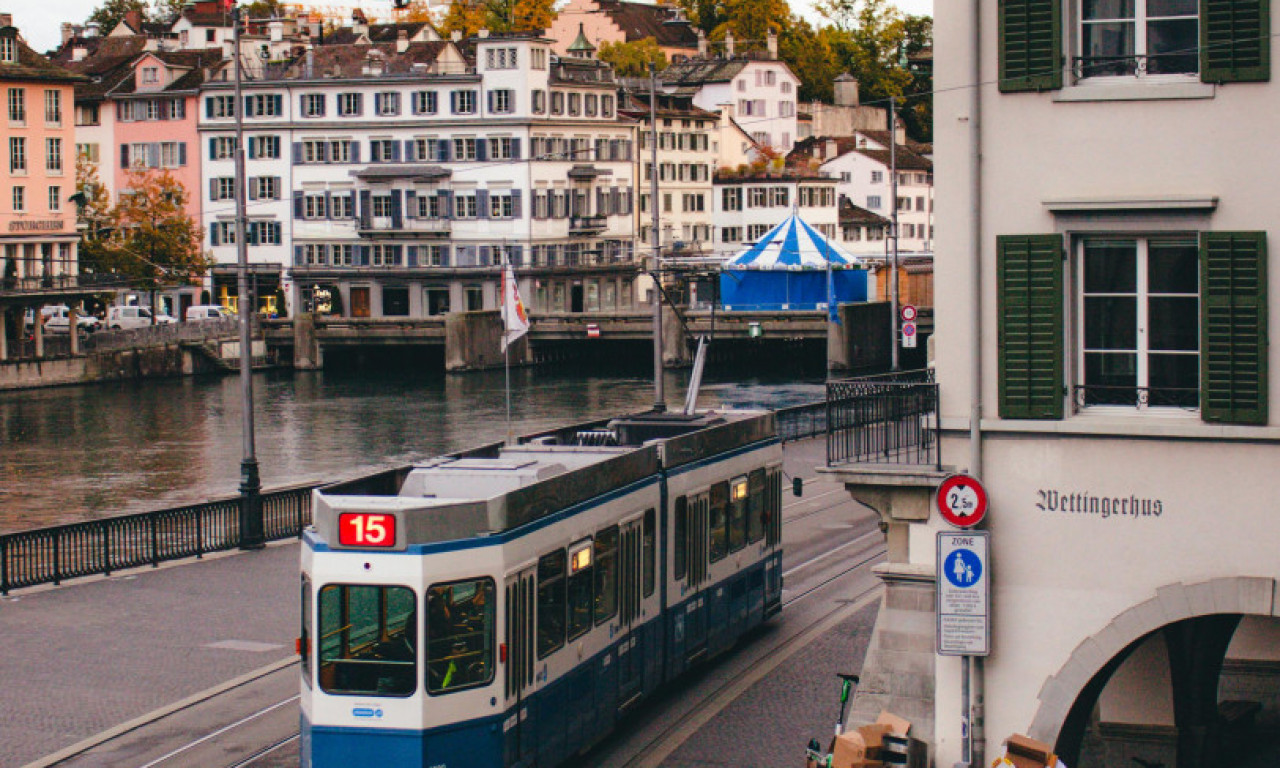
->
[26,305,100,335]
[105,306,176,330]
[185,305,234,322]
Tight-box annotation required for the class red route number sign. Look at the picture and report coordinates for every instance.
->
[936,474,988,528]
[338,512,398,548]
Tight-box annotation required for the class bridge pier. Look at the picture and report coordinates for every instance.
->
[293,313,323,370]
[446,310,530,372]
[662,306,692,368]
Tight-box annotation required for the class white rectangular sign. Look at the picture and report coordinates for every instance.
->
[936,531,990,656]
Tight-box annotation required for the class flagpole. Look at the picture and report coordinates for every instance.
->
[503,247,512,444]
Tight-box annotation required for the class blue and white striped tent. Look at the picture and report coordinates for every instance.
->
[720,214,868,312]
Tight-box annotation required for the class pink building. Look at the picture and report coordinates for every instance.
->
[110,50,220,224]
[0,20,83,289]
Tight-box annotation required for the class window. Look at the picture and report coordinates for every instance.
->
[779,101,795,117]
[206,29,216,43]
[76,143,100,163]
[771,187,789,207]
[867,195,882,210]
[371,244,400,267]
[338,92,362,116]
[372,195,393,218]
[1078,237,1200,408]
[0,37,15,64]
[871,170,884,183]
[747,223,769,240]
[245,94,282,117]
[452,90,476,115]
[331,194,354,219]
[248,220,282,246]
[489,137,513,160]
[721,226,743,242]
[212,221,236,244]
[301,243,327,265]
[781,81,792,94]
[1079,0,1198,78]
[532,48,547,69]
[593,526,618,624]
[159,142,184,169]
[211,136,237,159]
[728,475,748,552]
[426,285,451,312]
[413,91,437,114]
[45,139,62,173]
[251,176,279,200]
[329,140,352,163]
[567,92,580,116]
[722,187,742,211]
[376,91,400,116]
[316,583,418,696]
[427,578,496,695]
[167,99,185,120]
[211,177,235,200]
[8,88,24,123]
[76,104,100,126]
[453,194,477,218]
[44,90,61,125]
[567,541,594,640]
[12,186,24,212]
[206,95,235,118]
[747,469,767,543]
[249,135,280,159]
[303,193,326,218]
[536,550,566,659]
[642,508,656,597]
[584,93,597,117]
[301,140,326,163]
[333,243,355,264]
[301,93,325,117]
[300,577,313,686]
[9,137,25,173]
[601,94,614,117]
[708,482,728,562]
[452,137,476,161]
[488,89,513,114]
[550,91,564,115]
[414,137,439,162]
[489,192,513,218]
[370,139,398,162]
[532,90,546,114]
[748,188,767,208]
[682,193,705,212]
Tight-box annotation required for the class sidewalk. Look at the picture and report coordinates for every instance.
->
[0,541,300,768]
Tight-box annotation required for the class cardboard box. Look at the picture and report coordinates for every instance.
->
[876,711,912,736]
[831,731,869,768]
[997,733,1057,768]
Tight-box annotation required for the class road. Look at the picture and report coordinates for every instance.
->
[36,440,887,768]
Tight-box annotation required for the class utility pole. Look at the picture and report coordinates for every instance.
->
[889,96,900,371]
[233,5,263,550]
[649,64,664,411]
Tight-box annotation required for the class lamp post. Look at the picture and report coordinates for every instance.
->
[233,4,263,550]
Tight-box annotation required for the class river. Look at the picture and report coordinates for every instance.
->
[0,361,826,533]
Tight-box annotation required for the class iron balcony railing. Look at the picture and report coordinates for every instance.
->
[826,369,940,469]
[774,400,829,443]
[0,483,313,595]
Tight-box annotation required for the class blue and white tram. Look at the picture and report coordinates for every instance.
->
[299,409,785,768]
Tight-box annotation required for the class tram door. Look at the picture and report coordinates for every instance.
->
[683,494,710,663]
[503,567,536,767]
[616,517,644,710]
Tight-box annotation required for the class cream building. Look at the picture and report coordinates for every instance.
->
[827,1,1280,767]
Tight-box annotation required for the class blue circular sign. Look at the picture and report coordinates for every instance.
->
[944,549,982,588]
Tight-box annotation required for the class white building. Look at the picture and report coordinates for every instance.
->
[830,1,1280,767]
[198,33,639,318]
[659,38,799,153]
[711,172,839,260]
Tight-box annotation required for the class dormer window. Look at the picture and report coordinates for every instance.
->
[0,37,15,64]
[142,67,159,84]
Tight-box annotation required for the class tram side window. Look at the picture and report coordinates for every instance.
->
[301,576,313,687]
[567,542,594,640]
[537,550,567,659]
[318,584,416,697]
[426,578,495,695]
[643,508,656,597]
[729,476,748,552]
[747,469,767,544]
[594,526,619,624]
[674,496,688,580]
[709,482,729,562]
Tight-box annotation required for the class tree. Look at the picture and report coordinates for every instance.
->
[90,167,211,305]
[392,1,437,23]
[899,14,933,142]
[677,0,727,36]
[75,154,115,278]
[153,0,186,24]
[709,0,791,57]
[242,0,286,20]
[86,0,151,31]
[817,0,911,110]
[598,38,668,78]
[440,0,556,36]
[778,15,839,102]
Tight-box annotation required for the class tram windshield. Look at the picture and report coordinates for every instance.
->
[426,578,496,694]
[317,584,417,696]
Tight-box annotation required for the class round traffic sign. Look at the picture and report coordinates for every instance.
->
[901,305,917,322]
[902,322,917,337]
[936,474,988,528]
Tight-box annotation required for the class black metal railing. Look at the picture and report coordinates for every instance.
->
[1071,52,1198,80]
[775,401,828,443]
[0,484,314,595]
[1073,384,1199,411]
[826,369,940,469]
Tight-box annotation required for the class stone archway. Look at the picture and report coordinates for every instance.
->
[1026,577,1277,764]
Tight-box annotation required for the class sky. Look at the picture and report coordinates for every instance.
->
[19,0,933,56]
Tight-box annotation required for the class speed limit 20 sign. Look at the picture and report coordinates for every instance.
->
[936,474,988,528]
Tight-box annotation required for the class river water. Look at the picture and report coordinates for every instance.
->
[0,362,825,533]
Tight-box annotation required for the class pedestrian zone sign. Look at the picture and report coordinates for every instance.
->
[936,531,990,656]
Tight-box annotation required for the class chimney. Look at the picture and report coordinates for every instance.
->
[825,139,836,159]
[450,30,462,42]
[834,73,859,107]
[0,14,12,28]
[718,101,734,127]
[222,38,234,60]
[696,28,706,58]
[478,28,489,38]
[396,29,408,53]
[766,28,777,60]
[123,9,143,32]
[305,47,313,78]
[723,31,734,59]
[61,23,73,45]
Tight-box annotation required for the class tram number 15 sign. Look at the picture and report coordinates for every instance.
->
[339,512,398,548]
[936,474,988,529]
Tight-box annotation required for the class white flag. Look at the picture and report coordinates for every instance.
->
[501,264,530,351]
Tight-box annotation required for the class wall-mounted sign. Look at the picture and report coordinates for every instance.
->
[8,220,64,232]
[936,474,988,528]
[937,531,990,656]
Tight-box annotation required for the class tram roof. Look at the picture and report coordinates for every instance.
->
[311,409,775,549]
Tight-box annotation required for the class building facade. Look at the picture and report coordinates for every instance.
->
[711,171,838,260]
[547,0,699,59]
[834,2,1280,767]
[0,22,82,291]
[199,34,639,318]
[660,47,799,153]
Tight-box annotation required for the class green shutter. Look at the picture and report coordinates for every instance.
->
[1200,0,1270,83]
[999,0,1062,92]
[998,234,1064,419]
[1200,232,1268,424]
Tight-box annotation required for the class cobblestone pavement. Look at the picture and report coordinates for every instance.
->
[0,541,300,768]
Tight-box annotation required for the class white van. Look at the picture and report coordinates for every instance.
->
[105,306,176,330]
[185,305,233,322]
[26,305,100,335]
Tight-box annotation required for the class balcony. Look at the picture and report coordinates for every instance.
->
[826,369,940,470]
[357,218,451,238]
[568,215,607,235]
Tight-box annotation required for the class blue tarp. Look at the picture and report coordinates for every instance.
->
[719,269,868,311]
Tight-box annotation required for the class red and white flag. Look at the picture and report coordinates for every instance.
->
[501,265,529,351]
